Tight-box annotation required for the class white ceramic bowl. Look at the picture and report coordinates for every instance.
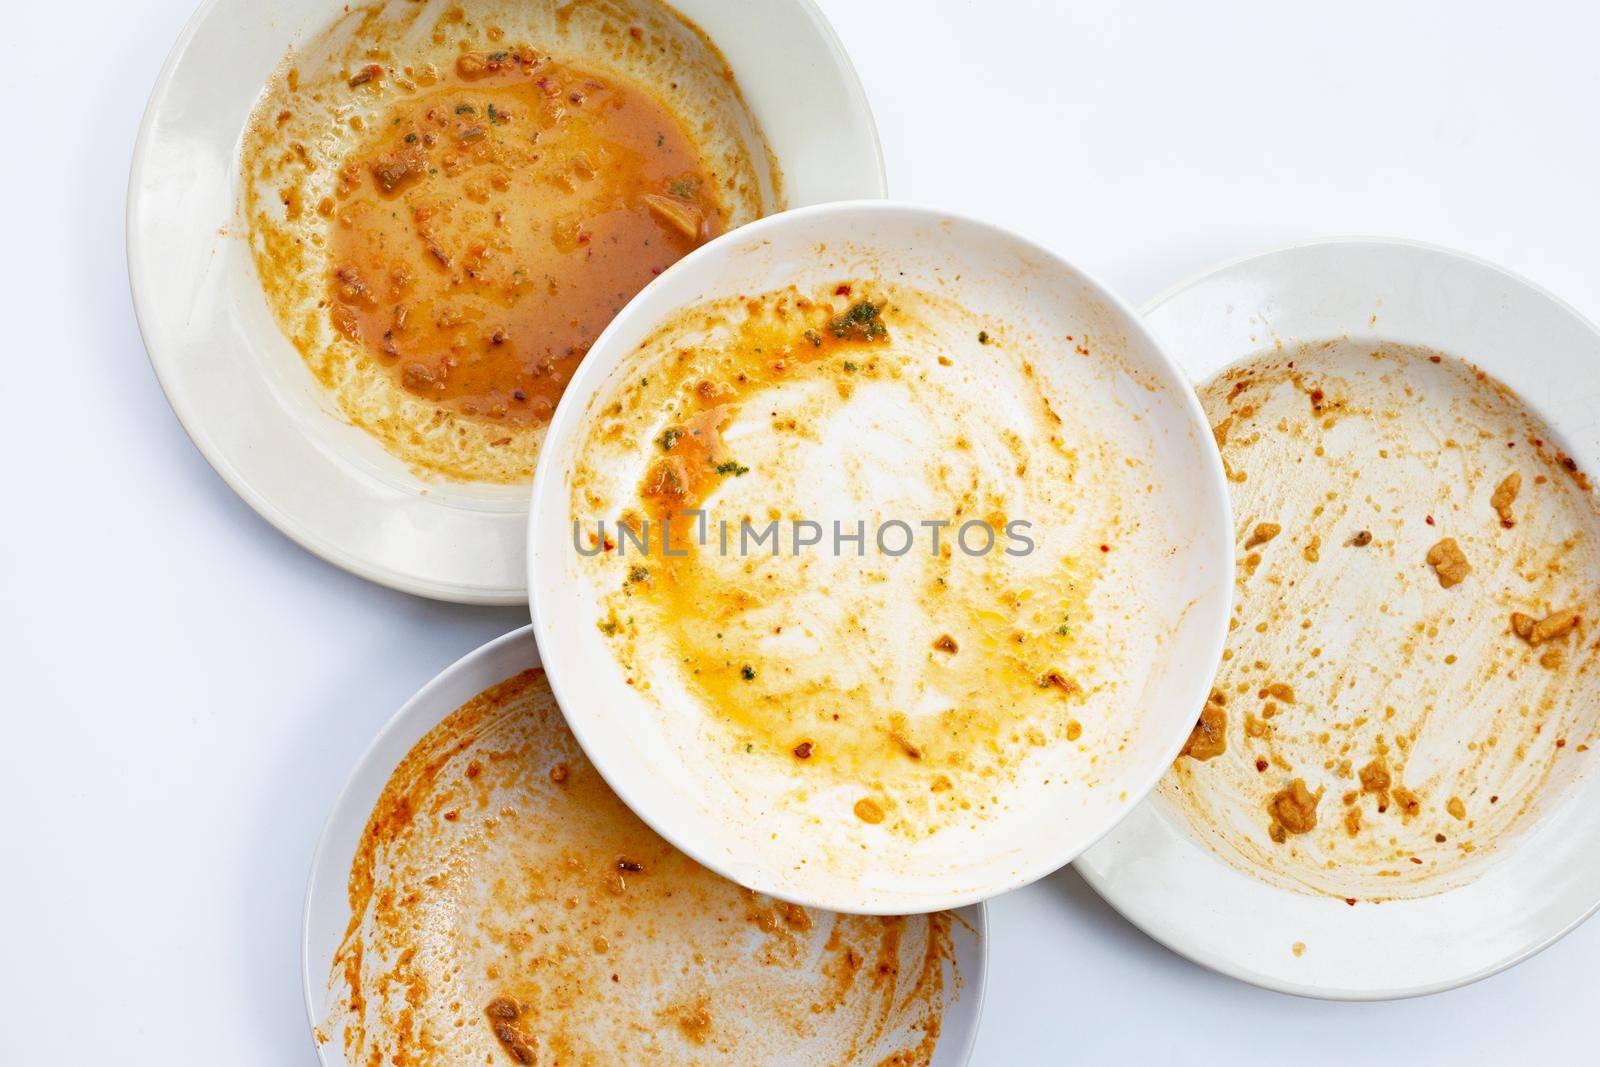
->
[301,625,989,1066]
[128,0,884,605]
[1079,238,1600,999]
[528,201,1235,914]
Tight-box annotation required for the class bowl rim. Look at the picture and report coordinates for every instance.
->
[526,197,1237,914]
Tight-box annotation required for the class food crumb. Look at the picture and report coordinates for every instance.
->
[1268,778,1322,840]
[1490,471,1521,527]
[1292,941,1306,957]
[1179,699,1227,761]
[1512,607,1580,646]
[1244,522,1281,549]
[1447,796,1466,820]
[1426,537,1471,588]
[853,797,885,824]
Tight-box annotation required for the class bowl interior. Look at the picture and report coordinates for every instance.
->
[529,203,1234,913]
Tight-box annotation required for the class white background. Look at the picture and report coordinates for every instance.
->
[3,0,1597,1063]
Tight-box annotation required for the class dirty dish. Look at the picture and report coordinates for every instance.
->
[528,202,1234,913]
[129,0,883,603]
[1079,238,1600,999]
[301,625,987,1065]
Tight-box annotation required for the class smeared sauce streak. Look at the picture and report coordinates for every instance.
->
[327,669,955,1066]
[592,287,1106,832]
[1165,342,1600,900]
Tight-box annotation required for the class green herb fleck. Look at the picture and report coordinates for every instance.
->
[656,427,683,451]
[628,566,649,583]
[828,300,888,342]
[668,177,701,199]
[740,664,756,681]
[842,361,859,373]
[715,460,750,476]
[455,103,476,115]
[978,330,990,344]
[404,133,417,143]
[803,328,823,347]
[487,103,505,124]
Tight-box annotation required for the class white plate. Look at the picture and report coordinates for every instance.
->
[301,625,988,1065]
[528,201,1235,914]
[1077,238,1600,1000]
[128,0,885,605]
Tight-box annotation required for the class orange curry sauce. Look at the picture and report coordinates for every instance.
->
[327,48,724,421]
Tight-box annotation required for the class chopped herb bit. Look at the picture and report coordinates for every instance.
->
[628,566,648,583]
[487,51,509,62]
[404,133,417,143]
[977,330,990,344]
[455,103,476,115]
[487,103,505,124]
[803,328,823,347]
[598,620,618,636]
[842,361,859,373]
[828,300,889,342]
[656,427,683,451]
[740,664,756,681]
[714,460,750,476]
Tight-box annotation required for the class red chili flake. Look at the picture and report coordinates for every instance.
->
[1345,898,1357,906]
[834,284,852,296]
[1429,355,1442,363]
[1099,544,1110,553]
[1425,515,1435,526]
[1489,795,1499,803]
[1410,856,1423,864]
[1557,738,1567,748]
[1255,758,1268,772]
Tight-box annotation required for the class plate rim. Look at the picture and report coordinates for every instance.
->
[1077,235,1600,1002]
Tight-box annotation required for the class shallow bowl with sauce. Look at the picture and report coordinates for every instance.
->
[129,0,884,604]
[527,202,1235,914]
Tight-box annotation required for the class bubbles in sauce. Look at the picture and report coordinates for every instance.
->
[327,51,724,421]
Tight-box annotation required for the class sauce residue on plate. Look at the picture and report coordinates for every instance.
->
[327,51,724,422]
[242,0,776,483]
[1161,341,1600,899]
[323,669,957,1065]
[570,282,1171,840]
